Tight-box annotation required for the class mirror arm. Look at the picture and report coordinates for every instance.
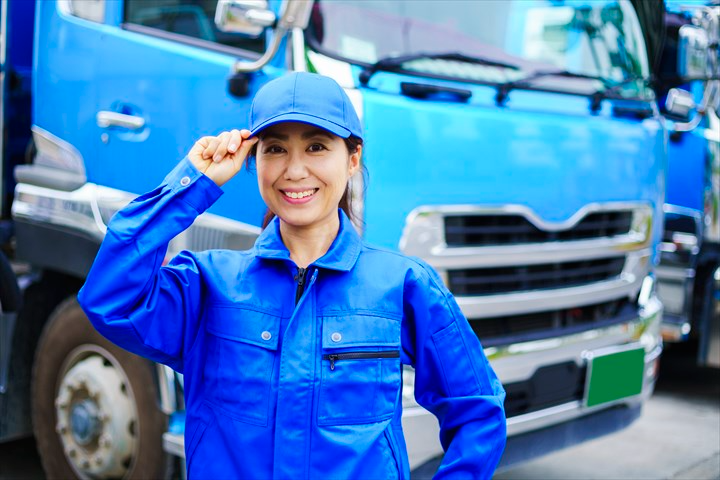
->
[673,79,719,133]
[232,27,287,73]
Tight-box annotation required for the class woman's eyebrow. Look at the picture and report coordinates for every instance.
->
[301,128,334,140]
[261,132,289,141]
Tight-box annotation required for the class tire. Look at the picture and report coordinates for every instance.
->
[32,297,167,479]
[695,263,720,367]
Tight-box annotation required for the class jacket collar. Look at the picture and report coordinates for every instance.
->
[254,209,362,272]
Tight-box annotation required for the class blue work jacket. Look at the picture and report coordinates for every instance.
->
[78,158,507,479]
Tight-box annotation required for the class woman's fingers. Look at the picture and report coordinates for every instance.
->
[212,131,232,163]
[202,136,221,160]
[197,130,252,165]
[228,129,243,154]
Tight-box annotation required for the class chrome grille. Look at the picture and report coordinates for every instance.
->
[471,299,633,347]
[447,257,626,296]
[444,211,633,247]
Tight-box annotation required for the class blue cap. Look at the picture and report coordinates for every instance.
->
[249,72,363,139]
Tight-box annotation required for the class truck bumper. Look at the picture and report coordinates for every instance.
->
[413,293,663,474]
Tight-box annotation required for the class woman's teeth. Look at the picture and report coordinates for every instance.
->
[284,189,317,199]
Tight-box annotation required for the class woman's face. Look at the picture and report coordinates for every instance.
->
[256,122,361,231]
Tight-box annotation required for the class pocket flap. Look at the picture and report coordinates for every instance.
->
[321,314,400,349]
[207,306,281,351]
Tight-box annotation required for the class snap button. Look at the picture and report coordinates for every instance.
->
[330,332,342,343]
[261,331,272,341]
[180,176,191,186]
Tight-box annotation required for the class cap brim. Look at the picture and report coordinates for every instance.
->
[249,112,352,139]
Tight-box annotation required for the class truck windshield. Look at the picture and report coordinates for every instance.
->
[307,0,651,99]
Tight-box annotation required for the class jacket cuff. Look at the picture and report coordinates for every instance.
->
[164,157,224,213]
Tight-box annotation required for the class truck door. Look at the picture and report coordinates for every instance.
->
[92,0,283,228]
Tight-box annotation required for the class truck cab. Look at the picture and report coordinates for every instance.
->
[2,0,665,477]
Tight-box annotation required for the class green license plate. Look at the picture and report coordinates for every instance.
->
[584,345,645,408]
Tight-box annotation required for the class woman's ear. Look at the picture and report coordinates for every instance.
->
[348,144,362,176]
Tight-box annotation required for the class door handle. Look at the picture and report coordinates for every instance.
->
[96,111,145,130]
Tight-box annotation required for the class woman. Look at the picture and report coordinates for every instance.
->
[78,72,506,479]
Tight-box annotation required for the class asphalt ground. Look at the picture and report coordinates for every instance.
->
[1,341,718,480]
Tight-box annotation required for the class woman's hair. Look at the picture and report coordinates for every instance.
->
[246,134,366,229]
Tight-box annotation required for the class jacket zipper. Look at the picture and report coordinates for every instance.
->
[294,267,307,305]
[322,351,400,371]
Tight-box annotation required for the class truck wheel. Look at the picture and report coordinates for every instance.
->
[696,264,720,368]
[32,297,167,479]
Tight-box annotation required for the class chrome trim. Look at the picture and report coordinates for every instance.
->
[290,27,307,72]
[656,265,695,281]
[96,111,145,130]
[400,202,652,258]
[31,126,87,178]
[486,294,662,384]
[400,203,653,318]
[456,250,648,319]
[162,432,185,458]
[157,364,178,415]
[11,181,261,255]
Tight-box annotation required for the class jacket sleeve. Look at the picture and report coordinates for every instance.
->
[402,260,507,479]
[77,157,223,372]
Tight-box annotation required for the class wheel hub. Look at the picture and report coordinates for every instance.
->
[70,399,101,446]
[55,353,138,479]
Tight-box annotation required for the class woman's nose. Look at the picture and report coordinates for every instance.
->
[284,152,310,180]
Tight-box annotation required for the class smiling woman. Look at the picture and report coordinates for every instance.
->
[252,124,364,233]
[77,72,507,480]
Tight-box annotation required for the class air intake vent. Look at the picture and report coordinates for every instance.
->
[448,257,625,296]
[472,299,633,348]
[444,211,633,247]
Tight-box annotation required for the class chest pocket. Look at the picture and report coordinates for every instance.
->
[206,306,280,426]
[318,313,402,426]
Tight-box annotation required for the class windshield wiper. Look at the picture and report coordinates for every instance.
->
[495,69,647,112]
[495,69,609,105]
[359,52,519,85]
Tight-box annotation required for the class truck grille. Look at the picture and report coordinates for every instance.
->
[444,211,633,247]
[448,257,625,296]
[472,299,633,347]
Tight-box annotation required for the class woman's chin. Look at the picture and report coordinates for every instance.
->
[276,208,337,231]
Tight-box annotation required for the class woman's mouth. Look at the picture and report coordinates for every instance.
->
[281,188,319,204]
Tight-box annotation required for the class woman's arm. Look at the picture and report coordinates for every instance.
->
[78,131,256,372]
[402,260,507,479]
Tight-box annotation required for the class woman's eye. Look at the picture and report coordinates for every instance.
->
[263,145,285,154]
[308,143,326,153]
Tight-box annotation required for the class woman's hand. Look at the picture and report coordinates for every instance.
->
[187,129,258,187]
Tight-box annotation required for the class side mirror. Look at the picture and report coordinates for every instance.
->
[215,0,276,37]
[222,0,314,75]
[677,24,709,80]
[665,88,696,121]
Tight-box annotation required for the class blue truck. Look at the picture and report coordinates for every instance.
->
[652,1,719,367]
[1,0,665,477]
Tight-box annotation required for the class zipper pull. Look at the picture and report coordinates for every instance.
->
[294,267,306,286]
[328,354,338,371]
